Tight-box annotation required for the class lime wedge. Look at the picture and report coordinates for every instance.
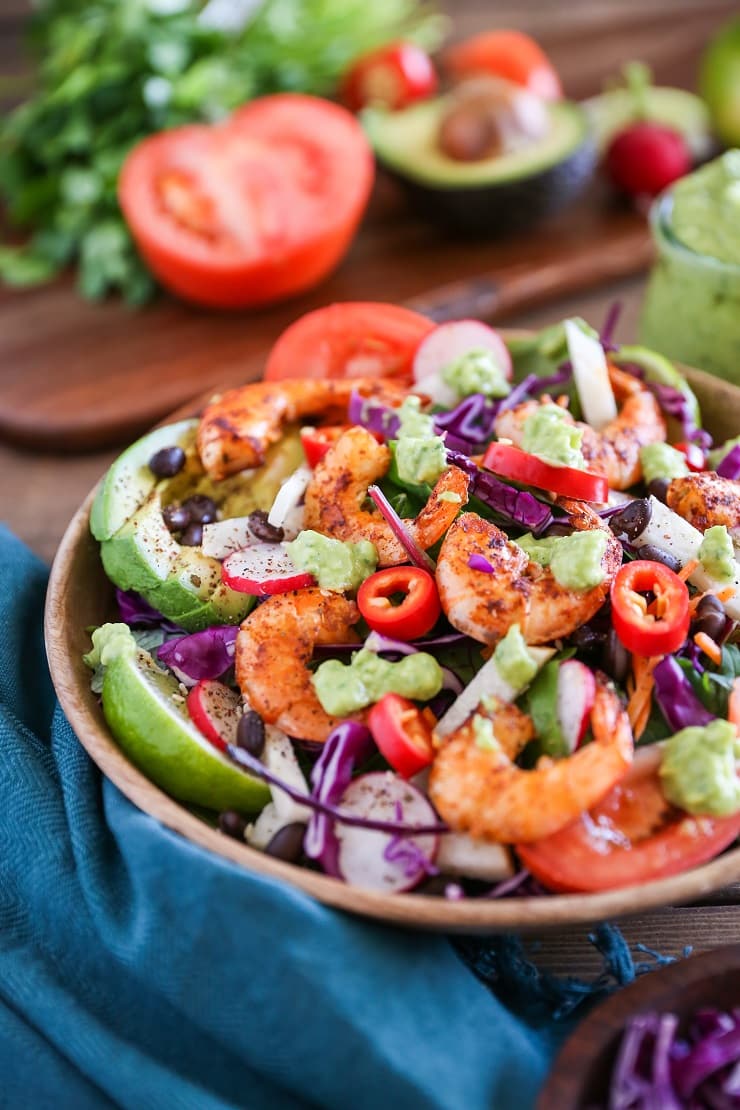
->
[102,647,269,813]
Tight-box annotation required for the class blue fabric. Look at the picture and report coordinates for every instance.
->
[0,525,595,1109]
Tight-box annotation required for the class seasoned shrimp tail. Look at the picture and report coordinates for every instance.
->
[236,587,362,742]
[429,675,634,843]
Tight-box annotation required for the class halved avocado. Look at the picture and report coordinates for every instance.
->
[363,96,595,235]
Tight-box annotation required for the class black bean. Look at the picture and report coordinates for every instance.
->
[247,509,285,543]
[637,544,682,574]
[692,594,727,643]
[647,478,670,504]
[543,522,573,539]
[570,622,606,652]
[149,445,186,478]
[182,494,218,524]
[162,504,191,532]
[236,710,265,757]
[601,627,630,684]
[180,522,203,546]
[219,811,247,839]
[265,822,307,863]
[608,498,652,541]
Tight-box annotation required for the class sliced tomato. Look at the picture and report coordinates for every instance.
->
[264,302,434,382]
[358,567,441,641]
[119,94,373,309]
[482,441,608,502]
[341,42,437,112]
[367,693,435,779]
[674,441,706,471]
[517,747,740,892]
[444,30,562,101]
[611,560,690,657]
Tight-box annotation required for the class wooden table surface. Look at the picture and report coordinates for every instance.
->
[2,0,739,980]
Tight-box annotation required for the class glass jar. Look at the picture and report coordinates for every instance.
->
[639,192,740,382]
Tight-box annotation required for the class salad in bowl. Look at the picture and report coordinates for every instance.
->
[82,302,740,900]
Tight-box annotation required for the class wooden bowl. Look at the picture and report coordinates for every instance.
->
[45,357,740,933]
[539,943,740,1108]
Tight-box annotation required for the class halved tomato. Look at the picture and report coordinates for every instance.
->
[119,94,374,309]
[516,747,740,892]
[264,302,435,381]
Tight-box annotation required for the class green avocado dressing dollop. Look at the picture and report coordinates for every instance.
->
[639,442,689,485]
[287,531,377,592]
[660,718,740,817]
[516,530,607,591]
[698,525,736,583]
[313,648,443,717]
[670,150,740,266]
[520,404,585,469]
[394,396,447,486]
[442,348,511,400]
[493,623,538,690]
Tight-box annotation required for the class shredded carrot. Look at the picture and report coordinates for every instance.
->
[716,586,735,602]
[729,677,740,735]
[678,559,699,582]
[627,654,659,739]
[694,630,723,666]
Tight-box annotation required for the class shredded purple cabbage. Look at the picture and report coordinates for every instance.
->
[156,626,238,686]
[383,804,439,879]
[617,364,712,451]
[347,389,400,439]
[653,656,715,732]
[600,301,623,351]
[303,721,375,876]
[468,553,494,573]
[447,450,553,535]
[610,1008,740,1109]
[227,742,447,837]
[368,484,437,573]
[717,445,740,481]
[115,589,181,632]
[433,393,498,444]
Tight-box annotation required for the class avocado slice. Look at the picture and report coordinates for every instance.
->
[94,420,306,631]
[363,96,595,235]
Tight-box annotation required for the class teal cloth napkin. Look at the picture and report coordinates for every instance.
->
[0,525,597,1108]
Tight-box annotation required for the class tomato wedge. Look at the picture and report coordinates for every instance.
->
[119,95,373,308]
[482,441,608,502]
[611,560,690,657]
[341,42,437,112]
[358,567,441,641]
[367,693,435,779]
[264,302,434,382]
[444,30,562,101]
[516,747,740,892]
[674,441,706,471]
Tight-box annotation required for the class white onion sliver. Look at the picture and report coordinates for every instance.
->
[268,465,312,538]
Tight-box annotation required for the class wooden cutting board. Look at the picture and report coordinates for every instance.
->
[0,177,652,452]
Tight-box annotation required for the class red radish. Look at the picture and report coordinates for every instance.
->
[201,516,253,560]
[222,544,315,595]
[556,660,596,753]
[605,122,690,197]
[334,772,439,892]
[187,680,242,751]
[412,319,512,406]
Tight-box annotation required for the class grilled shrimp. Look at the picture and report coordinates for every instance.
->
[436,502,622,645]
[198,378,405,480]
[303,425,471,566]
[494,367,666,490]
[429,676,633,842]
[667,472,740,544]
[236,588,362,742]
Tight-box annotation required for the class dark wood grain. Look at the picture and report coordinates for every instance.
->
[539,945,740,1108]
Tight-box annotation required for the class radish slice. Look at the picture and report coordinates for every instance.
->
[556,660,596,753]
[268,464,312,540]
[564,319,617,431]
[436,833,514,882]
[412,320,512,406]
[201,516,254,559]
[186,680,242,751]
[222,543,315,595]
[435,644,554,739]
[335,772,439,892]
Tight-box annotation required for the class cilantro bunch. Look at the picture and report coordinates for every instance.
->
[0,0,444,303]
